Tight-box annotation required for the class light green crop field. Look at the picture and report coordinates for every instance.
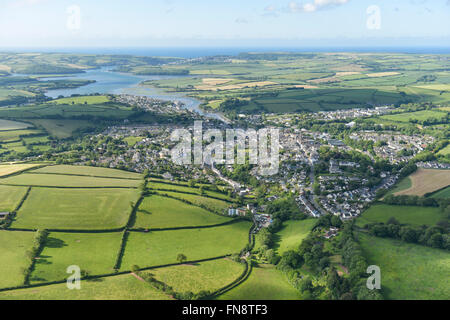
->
[0,129,43,142]
[0,173,141,188]
[148,258,244,294]
[356,204,445,227]
[0,163,43,177]
[380,110,447,123]
[149,181,231,201]
[359,233,450,300]
[0,119,32,131]
[157,191,230,212]
[431,186,450,199]
[49,95,110,105]
[133,195,230,229]
[0,230,36,289]
[0,273,172,300]
[121,221,251,270]
[31,232,122,284]
[33,165,142,179]
[437,144,450,156]
[0,185,28,211]
[13,188,140,230]
[275,219,317,255]
[26,119,94,139]
[217,264,301,300]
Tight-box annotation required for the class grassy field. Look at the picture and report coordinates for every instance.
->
[49,95,110,105]
[431,186,450,199]
[0,119,32,131]
[394,169,450,196]
[150,181,231,201]
[217,264,301,300]
[275,219,317,255]
[386,177,412,195]
[0,163,43,177]
[0,129,45,143]
[13,188,140,230]
[27,119,94,139]
[0,230,36,289]
[0,173,141,188]
[133,195,230,229]
[121,221,251,270]
[33,165,142,179]
[0,273,172,300]
[31,232,123,283]
[359,233,450,300]
[0,185,28,212]
[157,191,230,212]
[437,144,450,156]
[380,110,447,123]
[356,204,446,227]
[148,258,244,294]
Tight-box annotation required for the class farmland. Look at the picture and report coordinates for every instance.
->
[133,195,231,229]
[120,221,251,270]
[217,264,302,300]
[431,187,450,199]
[0,163,43,177]
[359,233,450,300]
[356,204,446,227]
[13,187,140,230]
[0,185,28,212]
[393,169,450,196]
[275,219,317,254]
[156,191,231,212]
[33,165,142,179]
[0,119,32,131]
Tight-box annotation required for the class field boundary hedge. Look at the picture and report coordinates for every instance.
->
[130,218,243,232]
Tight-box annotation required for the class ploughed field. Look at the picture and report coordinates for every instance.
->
[0,164,251,299]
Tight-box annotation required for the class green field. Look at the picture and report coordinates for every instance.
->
[49,95,110,105]
[437,144,450,156]
[27,119,94,139]
[386,177,412,195]
[0,163,43,177]
[218,264,301,300]
[357,204,446,227]
[157,191,230,212]
[0,273,172,300]
[150,181,231,201]
[148,258,244,294]
[121,221,251,270]
[0,119,32,131]
[0,129,44,142]
[31,232,122,283]
[0,231,36,289]
[13,188,140,230]
[380,110,447,123]
[0,173,141,188]
[275,219,317,255]
[0,185,28,212]
[33,165,142,179]
[431,186,450,199]
[359,233,450,300]
[133,195,230,229]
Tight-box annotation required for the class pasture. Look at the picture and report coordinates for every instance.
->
[27,119,94,139]
[0,119,32,131]
[359,233,450,300]
[133,195,230,229]
[0,230,36,289]
[380,110,447,123]
[0,163,43,177]
[148,258,244,294]
[393,168,450,196]
[275,219,317,255]
[217,264,301,300]
[356,204,445,227]
[120,221,251,270]
[0,185,28,212]
[30,232,124,284]
[0,173,141,188]
[49,95,110,105]
[157,191,230,212]
[431,186,450,199]
[0,273,172,300]
[13,188,140,230]
[386,177,412,195]
[149,180,231,201]
[33,165,142,179]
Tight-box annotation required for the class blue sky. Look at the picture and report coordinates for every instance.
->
[0,0,449,47]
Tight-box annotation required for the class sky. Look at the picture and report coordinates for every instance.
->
[0,0,449,48]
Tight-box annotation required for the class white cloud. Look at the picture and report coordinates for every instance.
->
[288,0,349,13]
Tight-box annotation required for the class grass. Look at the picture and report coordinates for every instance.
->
[0,119,32,131]
[121,221,251,270]
[0,129,44,142]
[133,195,231,229]
[157,191,230,212]
[393,169,450,196]
[380,110,447,123]
[33,165,142,179]
[30,232,123,283]
[356,204,446,227]
[27,119,94,139]
[437,144,450,156]
[0,173,141,188]
[49,95,110,105]
[431,186,450,199]
[13,188,140,230]
[150,181,231,201]
[386,177,412,195]
[147,258,245,294]
[0,185,28,211]
[217,264,301,300]
[0,163,43,177]
[275,219,317,255]
[0,273,172,300]
[359,233,450,300]
[0,230,36,289]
